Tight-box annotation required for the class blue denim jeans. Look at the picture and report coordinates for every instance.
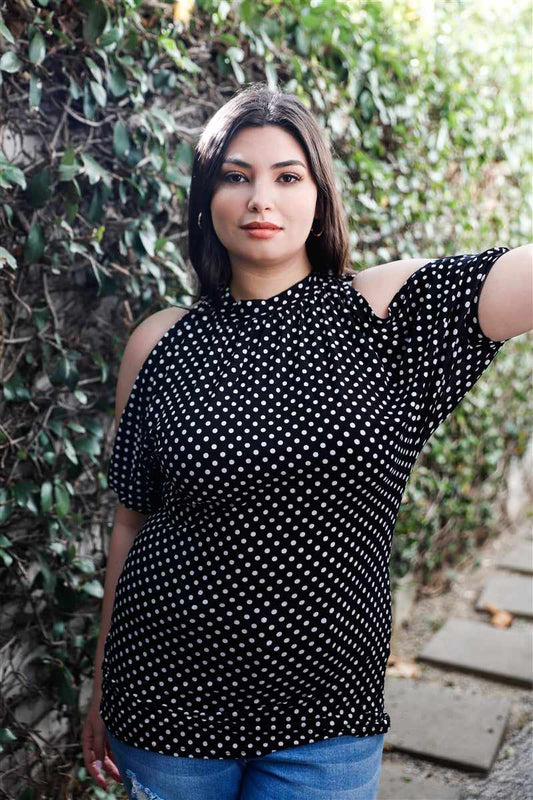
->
[106,728,385,800]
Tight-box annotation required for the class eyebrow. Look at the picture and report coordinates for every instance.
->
[222,158,307,170]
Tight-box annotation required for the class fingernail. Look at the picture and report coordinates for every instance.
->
[95,759,103,769]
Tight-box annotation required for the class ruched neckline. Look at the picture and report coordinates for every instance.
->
[218,270,319,318]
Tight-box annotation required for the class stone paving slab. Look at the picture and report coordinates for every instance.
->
[417,617,533,687]
[496,540,533,575]
[475,573,533,619]
[383,677,511,773]
[378,762,461,799]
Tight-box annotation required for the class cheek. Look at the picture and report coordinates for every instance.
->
[211,189,236,222]
[210,195,235,244]
[210,191,222,217]
[283,186,317,214]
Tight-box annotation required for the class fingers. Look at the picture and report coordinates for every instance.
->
[104,752,123,783]
[82,719,108,790]
[104,739,123,783]
[87,758,108,790]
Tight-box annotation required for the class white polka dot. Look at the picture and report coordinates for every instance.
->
[101,248,510,758]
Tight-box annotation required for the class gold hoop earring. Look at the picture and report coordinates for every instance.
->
[311,221,323,237]
[197,212,202,229]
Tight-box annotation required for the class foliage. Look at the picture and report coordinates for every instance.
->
[0,0,530,794]
[391,335,532,584]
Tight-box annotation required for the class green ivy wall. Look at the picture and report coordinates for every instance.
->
[0,0,531,795]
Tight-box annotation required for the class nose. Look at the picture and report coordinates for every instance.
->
[247,184,274,211]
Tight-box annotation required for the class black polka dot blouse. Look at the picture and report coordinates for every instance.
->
[100,247,511,760]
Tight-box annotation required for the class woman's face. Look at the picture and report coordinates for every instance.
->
[210,125,318,277]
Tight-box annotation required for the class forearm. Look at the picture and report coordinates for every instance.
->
[91,510,144,701]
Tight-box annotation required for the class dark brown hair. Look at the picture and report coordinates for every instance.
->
[187,82,352,305]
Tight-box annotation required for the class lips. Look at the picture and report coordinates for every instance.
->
[241,222,282,230]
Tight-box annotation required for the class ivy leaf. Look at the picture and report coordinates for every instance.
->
[23,224,45,264]
[25,168,52,208]
[40,481,54,513]
[87,185,104,224]
[29,31,46,65]
[0,527,13,565]
[67,421,86,434]
[139,229,156,257]
[83,1,108,45]
[0,247,17,270]
[74,389,88,405]
[83,82,97,119]
[29,73,43,109]
[55,663,77,706]
[108,65,127,96]
[76,436,101,456]
[85,56,103,83]
[90,80,107,107]
[54,484,71,517]
[58,148,82,182]
[100,27,122,48]
[68,73,82,100]
[0,489,13,524]
[113,121,130,159]
[35,552,56,594]
[0,158,26,189]
[91,353,109,384]
[0,21,15,45]
[150,107,176,133]
[82,579,104,599]
[226,47,245,84]
[73,556,95,574]
[3,372,32,402]
[0,52,22,73]
[80,153,112,187]
[49,355,79,390]
[64,438,78,465]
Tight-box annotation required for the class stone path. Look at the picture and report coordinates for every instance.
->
[419,617,532,686]
[377,516,533,799]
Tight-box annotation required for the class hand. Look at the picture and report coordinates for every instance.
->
[81,700,123,788]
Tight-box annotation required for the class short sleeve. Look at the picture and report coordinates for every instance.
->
[106,359,164,515]
[404,247,513,447]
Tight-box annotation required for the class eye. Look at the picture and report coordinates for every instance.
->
[222,172,302,184]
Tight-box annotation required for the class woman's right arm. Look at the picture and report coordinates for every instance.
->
[82,306,189,788]
[81,509,148,788]
[90,505,147,709]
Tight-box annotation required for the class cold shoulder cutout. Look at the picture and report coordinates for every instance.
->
[101,247,511,760]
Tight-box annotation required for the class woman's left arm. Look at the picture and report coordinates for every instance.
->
[478,243,533,341]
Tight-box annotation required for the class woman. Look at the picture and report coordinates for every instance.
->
[82,83,532,799]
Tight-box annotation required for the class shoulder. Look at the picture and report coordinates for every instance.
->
[351,258,430,319]
[132,305,191,342]
[126,306,192,369]
[114,305,191,427]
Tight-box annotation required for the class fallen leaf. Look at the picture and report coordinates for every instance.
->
[386,653,422,679]
[484,602,514,628]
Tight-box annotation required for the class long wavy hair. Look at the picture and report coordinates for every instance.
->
[187,82,352,306]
